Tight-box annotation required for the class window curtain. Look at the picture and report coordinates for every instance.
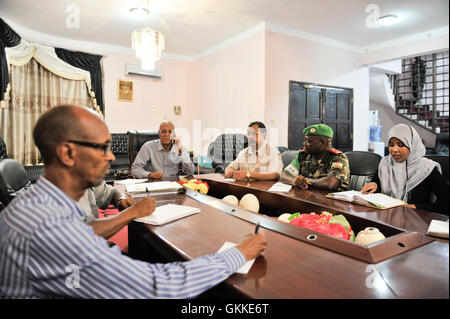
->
[0,58,94,165]
[0,18,21,106]
[55,48,104,114]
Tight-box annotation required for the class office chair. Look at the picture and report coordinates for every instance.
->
[0,158,32,209]
[0,136,7,159]
[344,151,382,191]
[126,130,160,169]
[281,150,298,169]
[207,134,248,173]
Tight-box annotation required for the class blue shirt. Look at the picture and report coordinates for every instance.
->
[0,177,246,298]
[130,140,195,178]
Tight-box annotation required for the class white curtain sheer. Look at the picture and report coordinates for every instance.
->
[0,57,94,165]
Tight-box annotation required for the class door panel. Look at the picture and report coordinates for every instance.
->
[288,81,353,152]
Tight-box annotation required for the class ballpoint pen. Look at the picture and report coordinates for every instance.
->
[255,222,260,234]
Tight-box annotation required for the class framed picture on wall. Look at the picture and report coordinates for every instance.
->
[118,79,133,102]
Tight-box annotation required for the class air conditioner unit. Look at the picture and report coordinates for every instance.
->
[125,64,163,79]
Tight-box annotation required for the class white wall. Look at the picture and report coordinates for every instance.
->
[265,31,370,151]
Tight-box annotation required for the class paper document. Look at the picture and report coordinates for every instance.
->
[217,242,256,274]
[268,182,292,192]
[134,204,200,225]
[426,220,449,239]
[327,190,405,209]
[126,181,183,194]
[115,178,148,185]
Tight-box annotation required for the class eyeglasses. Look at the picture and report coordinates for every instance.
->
[67,140,111,155]
[159,129,173,134]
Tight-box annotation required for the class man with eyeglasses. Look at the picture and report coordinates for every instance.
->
[0,104,267,298]
[224,121,283,181]
[130,120,195,179]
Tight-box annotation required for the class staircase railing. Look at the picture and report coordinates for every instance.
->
[392,52,449,134]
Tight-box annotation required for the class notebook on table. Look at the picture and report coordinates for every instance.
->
[125,181,183,194]
[134,203,201,226]
[326,190,406,209]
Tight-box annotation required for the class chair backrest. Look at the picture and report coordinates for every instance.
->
[424,155,449,185]
[127,130,159,169]
[434,132,449,155]
[0,136,7,159]
[281,150,298,169]
[0,158,32,208]
[344,151,382,191]
[207,134,248,167]
[277,146,289,154]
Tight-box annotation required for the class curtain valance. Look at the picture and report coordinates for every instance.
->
[0,18,21,103]
[55,48,104,113]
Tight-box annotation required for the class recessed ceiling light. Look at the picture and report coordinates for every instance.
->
[378,14,398,27]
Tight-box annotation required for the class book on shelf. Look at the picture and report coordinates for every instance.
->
[326,190,406,209]
[125,181,183,194]
[134,204,201,226]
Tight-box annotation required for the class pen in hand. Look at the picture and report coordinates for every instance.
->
[254,222,260,234]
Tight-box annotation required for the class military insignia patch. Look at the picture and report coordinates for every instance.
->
[331,162,343,169]
[310,127,316,133]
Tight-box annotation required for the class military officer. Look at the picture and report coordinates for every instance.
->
[280,124,350,191]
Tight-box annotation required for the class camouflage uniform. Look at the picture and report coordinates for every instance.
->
[284,148,350,191]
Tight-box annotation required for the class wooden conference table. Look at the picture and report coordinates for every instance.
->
[122,174,449,299]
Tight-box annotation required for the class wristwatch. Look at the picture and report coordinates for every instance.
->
[246,171,251,180]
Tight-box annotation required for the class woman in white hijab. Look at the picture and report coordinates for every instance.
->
[362,124,448,214]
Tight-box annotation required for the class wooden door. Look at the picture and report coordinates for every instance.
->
[288,81,353,152]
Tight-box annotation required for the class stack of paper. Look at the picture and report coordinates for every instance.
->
[134,204,200,225]
[426,220,449,239]
[115,178,148,185]
[125,181,183,194]
[268,182,292,192]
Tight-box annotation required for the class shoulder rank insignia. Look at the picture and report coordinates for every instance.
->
[331,162,344,169]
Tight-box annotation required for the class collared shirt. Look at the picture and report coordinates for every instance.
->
[227,143,283,176]
[130,139,195,179]
[0,177,246,298]
[77,181,128,223]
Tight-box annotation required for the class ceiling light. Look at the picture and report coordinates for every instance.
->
[129,7,150,20]
[378,15,398,27]
[130,0,164,71]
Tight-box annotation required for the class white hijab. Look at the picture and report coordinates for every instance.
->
[378,124,441,201]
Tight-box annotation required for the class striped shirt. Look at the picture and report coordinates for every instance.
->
[0,177,245,298]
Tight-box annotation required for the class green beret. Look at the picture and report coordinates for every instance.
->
[303,124,333,138]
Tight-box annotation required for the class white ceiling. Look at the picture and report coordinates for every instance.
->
[0,0,448,57]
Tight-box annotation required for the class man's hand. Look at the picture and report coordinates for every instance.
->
[235,233,267,261]
[361,182,377,194]
[233,170,248,181]
[118,196,136,210]
[293,175,310,190]
[127,197,156,219]
[224,168,234,178]
[148,171,164,179]
[172,138,183,154]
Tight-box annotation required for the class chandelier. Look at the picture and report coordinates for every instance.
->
[130,0,165,71]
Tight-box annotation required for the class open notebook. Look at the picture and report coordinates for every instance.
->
[134,204,200,226]
[125,181,183,194]
[326,190,406,209]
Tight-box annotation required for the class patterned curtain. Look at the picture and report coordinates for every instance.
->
[0,58,94,165]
